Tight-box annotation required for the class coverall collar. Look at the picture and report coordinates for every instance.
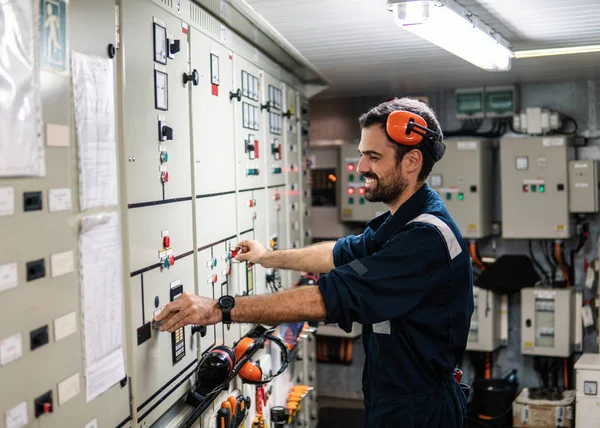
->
[368,182,430,250]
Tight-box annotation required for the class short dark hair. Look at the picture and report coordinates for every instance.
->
[358,97,443,182]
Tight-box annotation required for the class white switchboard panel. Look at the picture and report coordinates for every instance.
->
[467,287,503,352]
[500,136,575,239]
[0,0,317,426]
[521,287,580,357]
[429,139,494,239]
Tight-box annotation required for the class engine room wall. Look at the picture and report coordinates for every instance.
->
[310,79,600,399]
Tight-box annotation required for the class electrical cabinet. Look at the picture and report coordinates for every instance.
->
[339,143,387,222]
[300,97,313,247]
[467,287,503,352]
[0,0,319,426]
[500,136,575,239]
[428,139,494,239]
[521,287,580,357]
[569,159,599,213]
[574,353,600,427]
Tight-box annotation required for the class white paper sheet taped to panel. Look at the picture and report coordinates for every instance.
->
[50,250,74,277]
[5,401,28,428]
[0,0,44,177]
[79,212,125,401]
[0,333,23,366]
[0,262,18,293]
[71,51,119,210]
[0,187,15,217]
[48,188,72,212]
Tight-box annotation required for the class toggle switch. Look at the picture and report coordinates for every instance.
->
[161,171,169,183]
[34,391,53,418]
[160,151,169,163]
[274,193,281,201]
[271,141,282,160]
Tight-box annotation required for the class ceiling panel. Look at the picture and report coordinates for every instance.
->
[246,0,600,97]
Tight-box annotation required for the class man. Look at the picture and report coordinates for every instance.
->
[154,97,474,427]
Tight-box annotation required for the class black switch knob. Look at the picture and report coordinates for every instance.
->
[526,319,532,328]
[282,109,292,119]
[183,69,199,86]
[191,325,207,337]
[170,39,181,55]
[229,88,242,102]
[162,125,173,141]
[261,101,271,112]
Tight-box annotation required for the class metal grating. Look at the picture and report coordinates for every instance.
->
[247,0,600,97]
[189,2,220,39]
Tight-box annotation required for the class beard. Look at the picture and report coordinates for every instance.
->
[363,168,408,205]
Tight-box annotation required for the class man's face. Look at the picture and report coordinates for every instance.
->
[357,125,408,205]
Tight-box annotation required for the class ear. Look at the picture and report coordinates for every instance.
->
[403,148,422,174]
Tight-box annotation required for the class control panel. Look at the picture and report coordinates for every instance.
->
[300,97,313,246]
[428,139,494,239]
[339,143,387,222]
[499,136,575,239]
[574,354,600,427]
[467,287,503,352]
[234,55,265,191]
[0,0,315,426]
[263,72,286,187]
[521,287,581,357]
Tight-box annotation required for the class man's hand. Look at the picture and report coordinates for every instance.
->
[153,293,221,333]
[234,240,270,267]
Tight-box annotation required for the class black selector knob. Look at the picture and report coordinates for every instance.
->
[191,325,207,337]
[282,109,292,118]
[261,101,271,112]
[183,69,199,86]
[229,88,242,102]
[170,39,181,56]
[162,125,173,141]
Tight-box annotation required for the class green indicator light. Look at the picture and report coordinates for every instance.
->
[446,193,452,200]
[348,174,354,182]
[539,185,545,193]
[458,193,464,201]
[348,197,354,205]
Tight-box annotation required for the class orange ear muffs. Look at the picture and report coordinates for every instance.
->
[233,333,290,385]
[386,110,446,162]
[386,110,429,146]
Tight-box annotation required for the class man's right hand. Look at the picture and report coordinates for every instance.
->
[234,240,270,267]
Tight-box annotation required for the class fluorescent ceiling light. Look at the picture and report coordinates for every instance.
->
[514,45,600,59]
[387,0,513,72]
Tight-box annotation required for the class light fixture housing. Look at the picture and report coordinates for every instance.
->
[387,0,513,72]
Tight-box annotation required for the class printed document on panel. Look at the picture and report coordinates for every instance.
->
[71,51,119,210]
[0,0,45,177]
[79,213,125,401]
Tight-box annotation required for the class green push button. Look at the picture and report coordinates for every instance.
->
[446,193,452,200]
[163,258,170,268]
[359,198,365,205]
[348,174,354,182]
[348,197,354,205]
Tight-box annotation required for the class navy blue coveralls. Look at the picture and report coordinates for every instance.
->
[318,183,474,427]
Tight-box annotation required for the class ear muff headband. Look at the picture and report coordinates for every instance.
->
[234,333,290,385]
[385,110,446,161]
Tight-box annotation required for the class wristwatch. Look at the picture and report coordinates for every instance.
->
[217,295,235,325]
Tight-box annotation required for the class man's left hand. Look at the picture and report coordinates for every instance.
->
[153,293,222,332]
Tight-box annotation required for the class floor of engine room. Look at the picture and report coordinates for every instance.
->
[316,397,513,428]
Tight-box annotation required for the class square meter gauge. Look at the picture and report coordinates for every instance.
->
[154,70,168,111]
[153,22,167,64]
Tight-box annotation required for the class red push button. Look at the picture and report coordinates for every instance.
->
[274,193,280,201]
[212,274,218,283]
[43,403,52,413]
[169,255,175,266]
[163,236,171,248]
[161,171,169,183]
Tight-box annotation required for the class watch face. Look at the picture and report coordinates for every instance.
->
[220,295,234,308]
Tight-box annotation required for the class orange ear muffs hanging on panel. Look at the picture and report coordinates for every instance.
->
[234,333,290,385]
[386,110,446,161]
